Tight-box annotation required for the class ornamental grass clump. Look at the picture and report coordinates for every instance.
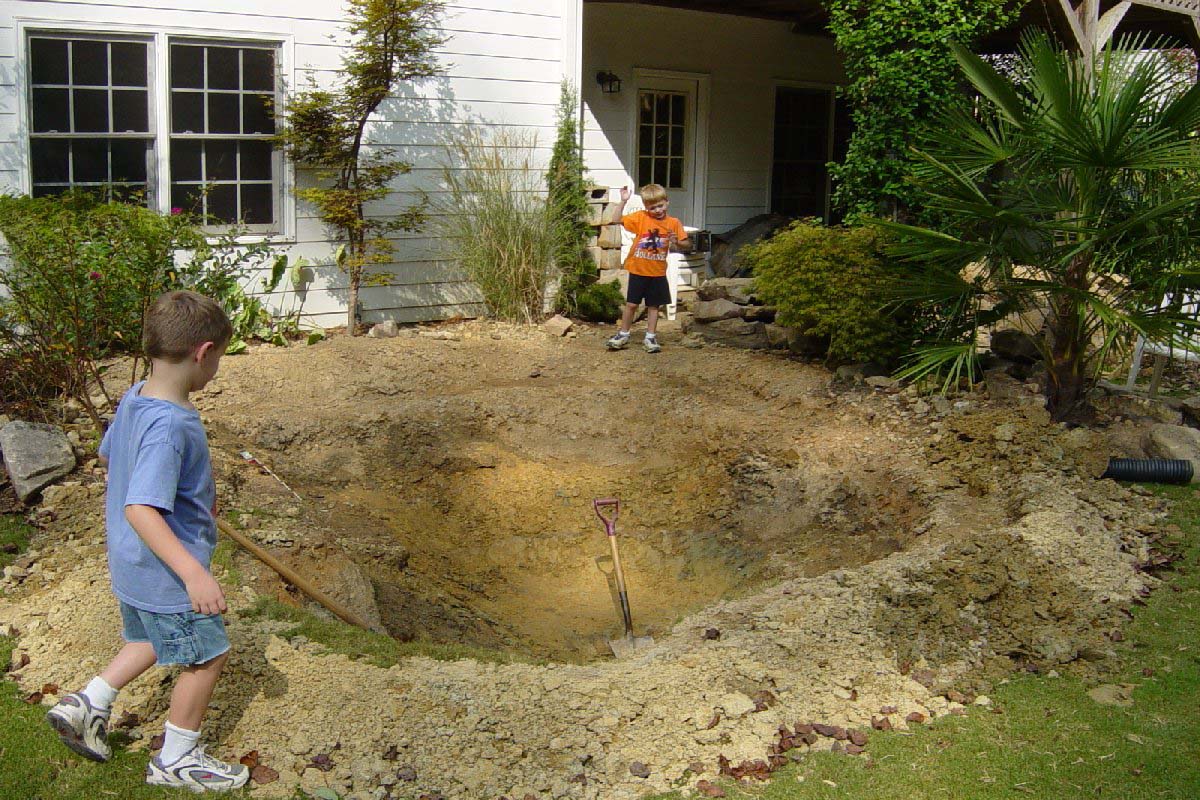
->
[434,127,565,323]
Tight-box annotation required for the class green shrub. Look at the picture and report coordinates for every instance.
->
[745,220,924,363]
[575,280,623,323]
[546,81,593,315]
[0,191,277,426]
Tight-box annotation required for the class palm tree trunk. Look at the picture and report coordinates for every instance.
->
[1045,256,1090,421]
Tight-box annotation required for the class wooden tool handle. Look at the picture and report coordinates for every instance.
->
[216,518,374,631]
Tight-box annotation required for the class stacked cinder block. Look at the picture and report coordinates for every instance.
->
[584,187,625,282]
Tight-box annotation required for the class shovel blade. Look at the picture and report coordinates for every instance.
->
[608,634,655,659]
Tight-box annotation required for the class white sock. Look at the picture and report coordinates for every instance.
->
[645,332,657,340]
[615,330,629,338]
[82,676,117,711]
[161,721,202,765]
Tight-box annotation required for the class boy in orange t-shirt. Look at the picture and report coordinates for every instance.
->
[604,183,691,353]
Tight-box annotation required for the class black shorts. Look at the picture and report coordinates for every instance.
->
[626,273,672,308]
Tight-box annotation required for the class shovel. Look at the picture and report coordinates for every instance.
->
[593,498,655,658]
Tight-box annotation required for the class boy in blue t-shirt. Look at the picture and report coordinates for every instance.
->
[46,290,248,792]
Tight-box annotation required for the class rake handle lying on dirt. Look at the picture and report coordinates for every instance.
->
[594,498,635,637]
[216,518,374,631]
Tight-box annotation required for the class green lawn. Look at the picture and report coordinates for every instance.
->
[3,483,1199,800]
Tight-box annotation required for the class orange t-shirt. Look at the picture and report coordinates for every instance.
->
[622,210,686,277]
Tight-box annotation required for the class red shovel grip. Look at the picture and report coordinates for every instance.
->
[593,498,619,535]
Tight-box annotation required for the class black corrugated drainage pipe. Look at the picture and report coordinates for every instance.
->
[1101,458,1194,484]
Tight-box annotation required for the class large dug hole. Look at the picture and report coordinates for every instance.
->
[207,328,929,662]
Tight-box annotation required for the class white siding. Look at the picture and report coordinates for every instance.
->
[582,3,845,234]
[0,0,581,324]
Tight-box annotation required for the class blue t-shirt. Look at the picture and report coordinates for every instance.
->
[99,382,216,613]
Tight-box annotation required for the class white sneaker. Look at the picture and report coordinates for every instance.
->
[605,331,631,350]
[643,335,662,354]
[46,691,111,762]
[146,745,250,793]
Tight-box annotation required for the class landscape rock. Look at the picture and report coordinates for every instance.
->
[688,318,769,350]
[0,422,76,502]
[543,315,574,337]
[692,299,743,324]
[368,321,399,338]
[709,214,789,277]
[989,329,1041,363]
[1141,424,1200,469]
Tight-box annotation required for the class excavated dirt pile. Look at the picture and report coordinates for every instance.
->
[0,319,1170,800]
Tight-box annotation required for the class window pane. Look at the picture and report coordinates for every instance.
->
[240,140,273,180]
[32,184,69,198]
[72,41,108,86]
[171,183,203,216]
[638,157,651,187]
[205,140,237,181]
[73,89,110,132]
[243,94,273,134]
[670,126,683,156]
[112,90,148,132]
[31,138,70,183]
[207,93,239,134]
[207,183,237,223]
[30,39,69,84]
[653,158,667,186]
[207,47,240,90]
[73,139,108,182]
[671,94,684,125]
[242,49,274,90]
[654,93,669,124]
[241,184,272,224]
[111,139,148,182]
[172,91,204,133]
[669,157,683,189]
[171,45,204,89]
[638,126,652,158]
[170,139,203,181]
[654,127,668,157]
[639,93,653,124]
[31,88,70,132]
[111,42,147,86]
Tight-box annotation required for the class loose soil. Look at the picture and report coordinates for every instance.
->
[0,319,1171,799]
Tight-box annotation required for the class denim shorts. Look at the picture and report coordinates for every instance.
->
[119,601,230,667]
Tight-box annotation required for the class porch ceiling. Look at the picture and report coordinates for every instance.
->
[584,0,1200,48]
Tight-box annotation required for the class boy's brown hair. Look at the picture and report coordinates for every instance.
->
[142,290,233,362]
[639,183,668,205]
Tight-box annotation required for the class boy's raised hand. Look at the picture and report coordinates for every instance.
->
[619,186,631,203]
[186,571,227,615]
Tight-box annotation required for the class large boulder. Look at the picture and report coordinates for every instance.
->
[708,214,790,278]
[989,329,1041,363]
[685,317,770,349]
[1142,424,1200,466]
[697,277,757,305]
[692,298,743,323]
[0,421,76,503]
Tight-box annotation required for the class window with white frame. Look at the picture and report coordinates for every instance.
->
[26,32,281,230]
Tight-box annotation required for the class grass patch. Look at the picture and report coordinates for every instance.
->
[243,596,538,668]
[0,514,32,570]
[650,483,1200,800]
[210,538,243,586]
[0,637,252,800]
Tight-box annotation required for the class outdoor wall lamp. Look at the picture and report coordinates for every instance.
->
[596,70,622,94]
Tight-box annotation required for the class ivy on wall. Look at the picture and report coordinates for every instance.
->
[825,0,1026,221]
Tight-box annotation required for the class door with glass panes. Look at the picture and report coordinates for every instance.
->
[631,74,699,225]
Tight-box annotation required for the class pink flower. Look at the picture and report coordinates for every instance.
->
[89,271,102,280]
[170,207,183,215]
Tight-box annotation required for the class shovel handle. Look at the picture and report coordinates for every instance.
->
[594,498,619,535]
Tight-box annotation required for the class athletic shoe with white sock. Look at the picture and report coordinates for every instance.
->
[643,334,662,354]
[146,745,250,793]
[45,691,111,762]
[605,331,631,350]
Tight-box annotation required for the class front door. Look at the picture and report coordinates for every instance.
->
[631,71,704,228]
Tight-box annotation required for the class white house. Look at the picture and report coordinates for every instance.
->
[2,0,1196,327]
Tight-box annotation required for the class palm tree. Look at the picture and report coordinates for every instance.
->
[882,33,1200,421]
